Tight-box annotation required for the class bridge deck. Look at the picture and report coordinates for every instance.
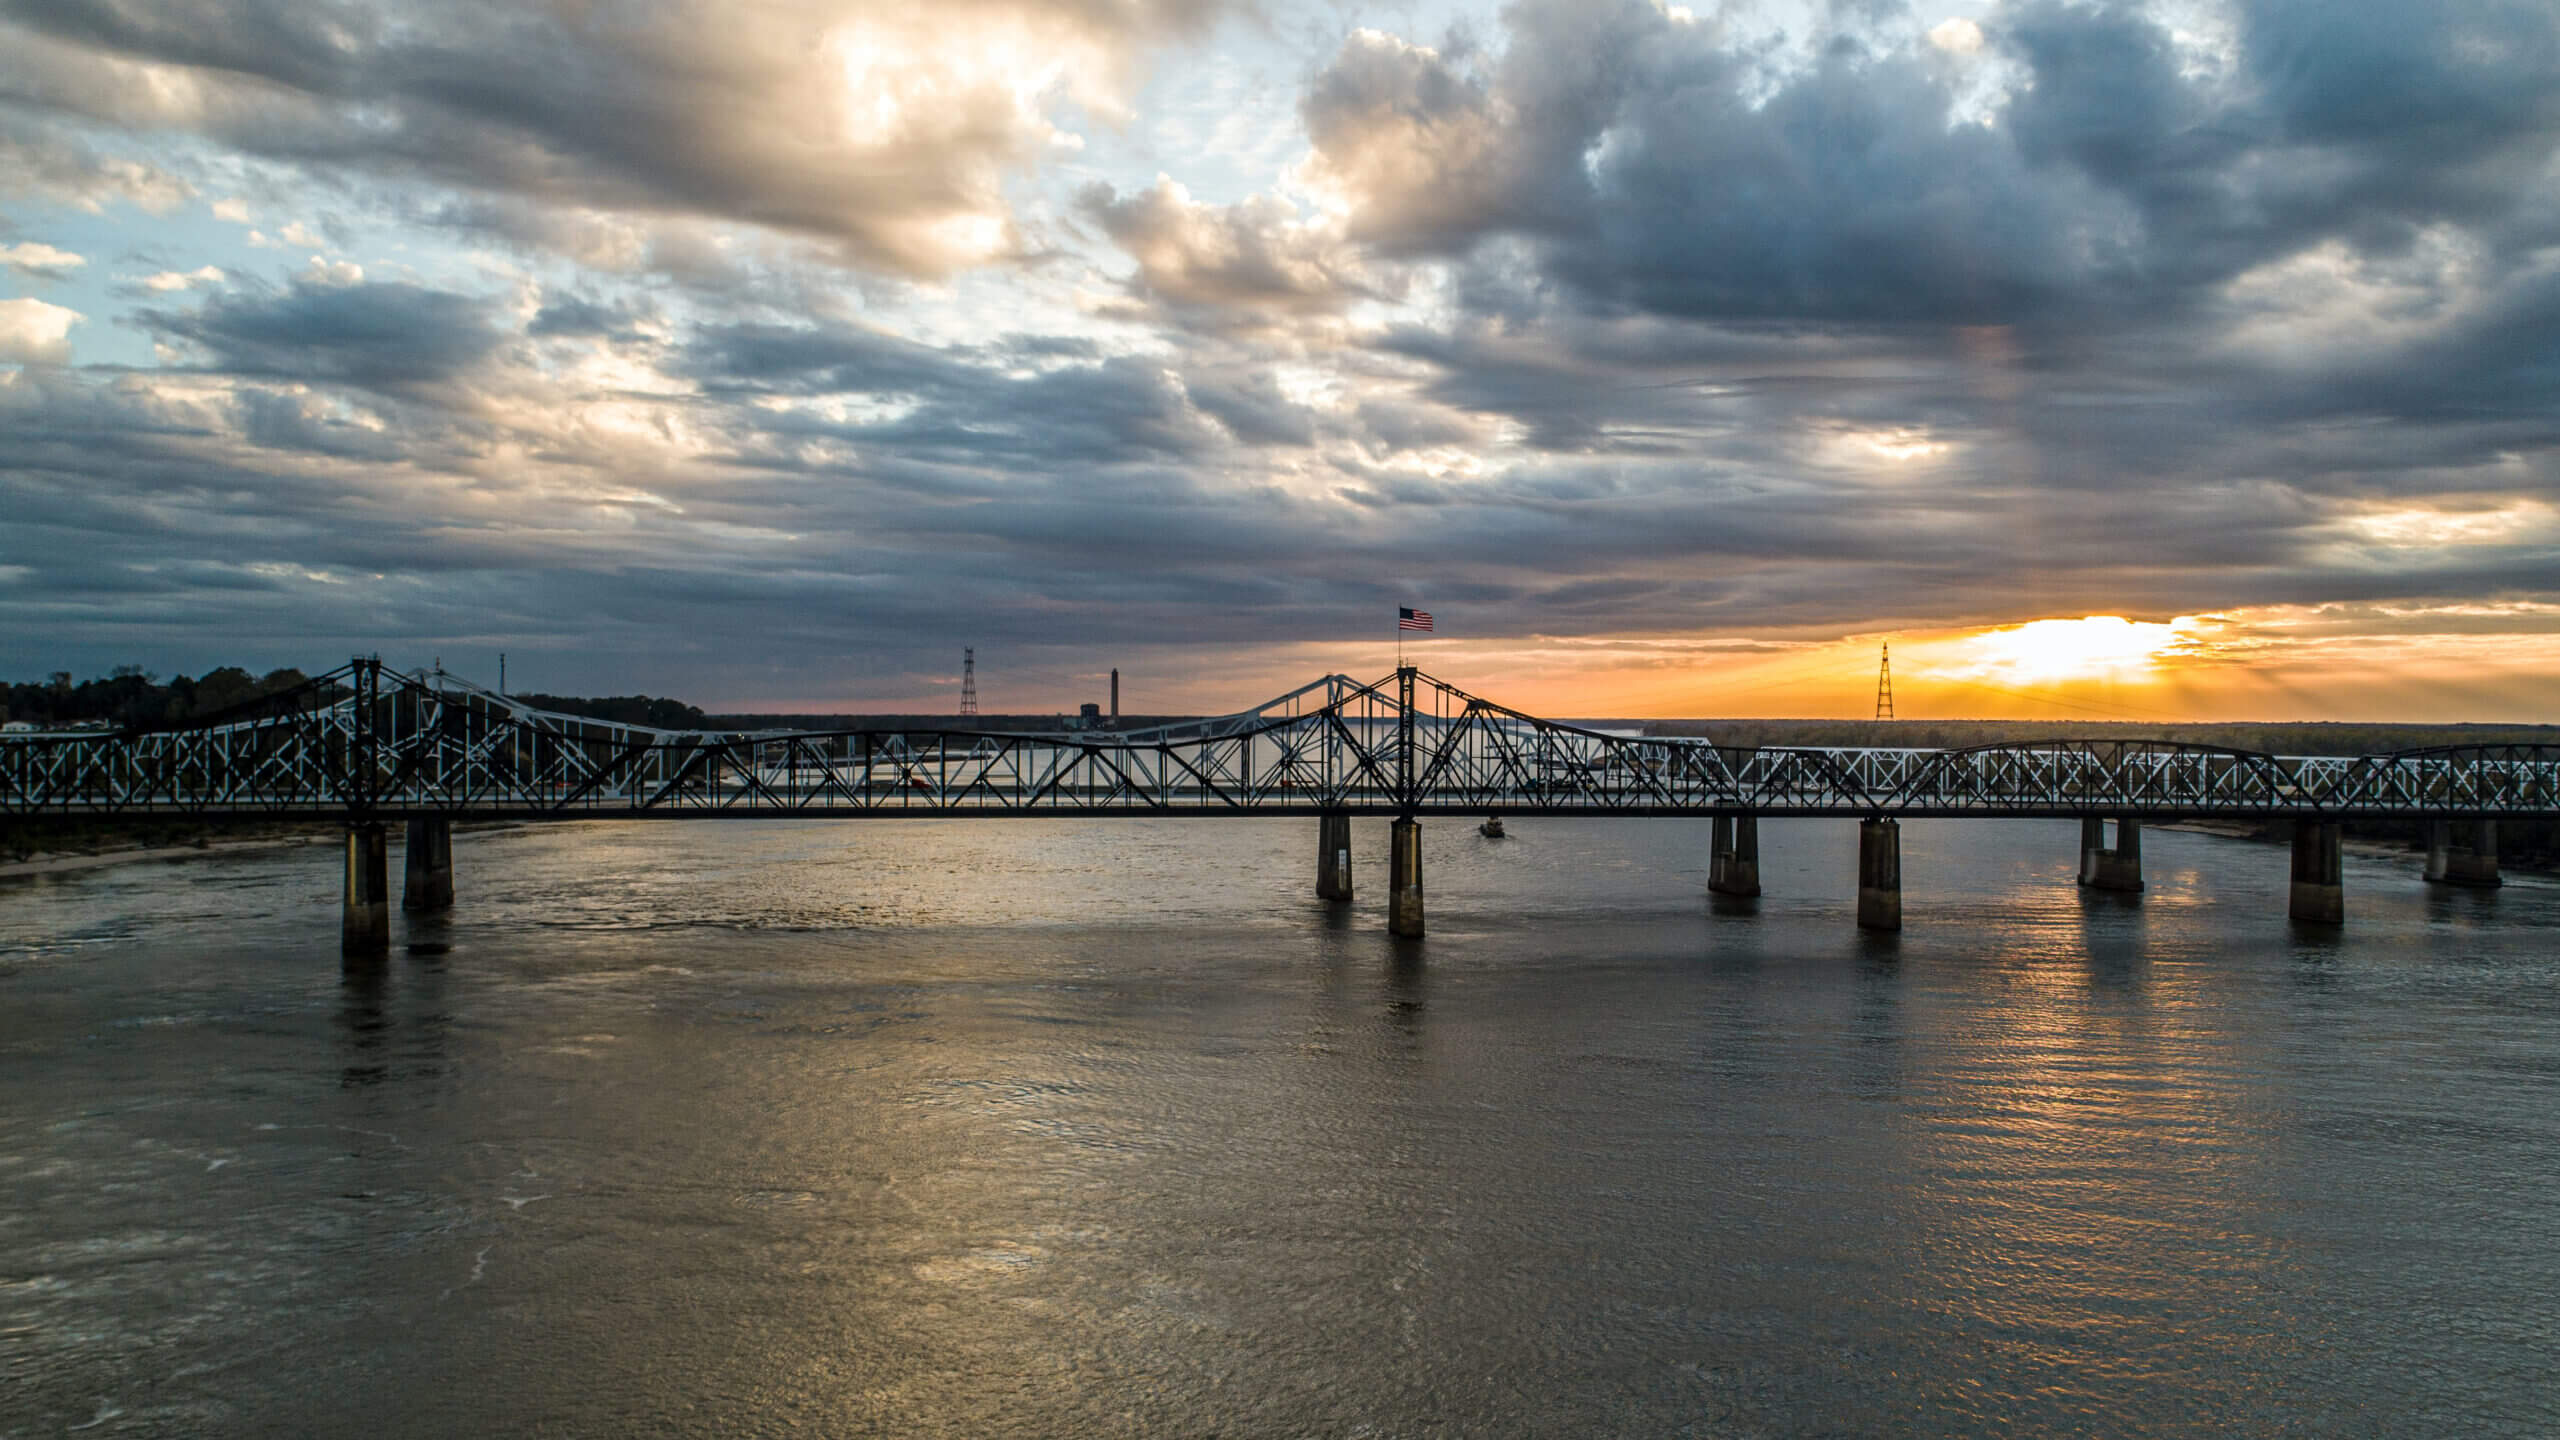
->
[6,660,2556,822]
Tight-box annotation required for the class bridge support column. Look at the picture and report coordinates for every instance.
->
[1709,813,1760,897]
[403,818,454,911]
[2289,821,2344,925]
[1856,818,1901,932]
[1316,813,1353,901]
[1388,818,1425,937]
[343,823,390,956]
[2078,816,2143,893]
[2425,819,2501,888]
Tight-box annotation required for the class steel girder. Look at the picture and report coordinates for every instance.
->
[4,660,2557,821]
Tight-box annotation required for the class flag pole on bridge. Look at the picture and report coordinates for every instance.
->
[1397,606,1433,671]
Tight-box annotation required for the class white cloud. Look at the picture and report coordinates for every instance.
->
[137,265,226,292]
[0,241,85,279]
[301,255,364,286]
[0,237,85,275]
[278,220,324,247]
[2344,500,2558,549]
[1928,18,1985,54]
[0,297,82,364]
[211,196,251,223]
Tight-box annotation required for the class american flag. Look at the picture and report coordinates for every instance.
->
[1398,607,1434,632]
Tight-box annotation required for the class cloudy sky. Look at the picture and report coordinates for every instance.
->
[3,0,2557,720]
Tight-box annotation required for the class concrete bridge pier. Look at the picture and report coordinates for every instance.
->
[2289,821,2345,925]
[2424,819,2501,888]
[1388,818,1425,937]
[1856,818,1901,931]
[404,818,454,911]
[1316,813,1354,901]
[2078,816,2144,893]
[343,823,390,957]
[1709,813,1761,897]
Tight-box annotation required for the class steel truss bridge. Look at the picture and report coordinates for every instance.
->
[4,658,2556,824]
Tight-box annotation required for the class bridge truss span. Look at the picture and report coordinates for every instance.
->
[4,658,2557,822]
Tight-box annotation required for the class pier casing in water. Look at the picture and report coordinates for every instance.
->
[343,823,390,955]
[1389,819,1425,937]
[2290,821,2345,924]
[404,818,454,911]
[2424,819,2501,888]
[1316,813,1353,901]
[1857,819,1901,932]
[2078,816,2144,893]
[1709,813,1760,898]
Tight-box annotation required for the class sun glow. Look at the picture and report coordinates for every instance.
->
[1944,615,2193,684]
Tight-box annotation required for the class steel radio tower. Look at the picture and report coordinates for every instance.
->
[960,648,978,717]
[1874,642,1895,721]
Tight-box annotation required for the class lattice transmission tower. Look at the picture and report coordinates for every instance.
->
[960,648,978,717]
[1874,642,1895,721]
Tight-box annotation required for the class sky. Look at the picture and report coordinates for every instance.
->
[2,0,2557,721]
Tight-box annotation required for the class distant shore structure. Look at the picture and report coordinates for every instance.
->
[960,648,977,718]
[1111,668,1119,720]
[1874,643,1895,721]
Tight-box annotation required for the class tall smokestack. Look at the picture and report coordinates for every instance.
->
[1110,668,1119,719]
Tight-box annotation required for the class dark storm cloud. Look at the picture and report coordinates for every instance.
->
[0,0,1228,275]
[143,278,504,390]
[1277,0,2560,619]
[685,321,985,399]
[527,295,655,343]
[231,386,414,462]
[686,321,1233,466]
[0,110,190,211]
[1351,396,1483,454]
[1181,370,1320,447]
[1304,0,2560,328]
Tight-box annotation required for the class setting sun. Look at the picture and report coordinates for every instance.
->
[1944,616,2192,684]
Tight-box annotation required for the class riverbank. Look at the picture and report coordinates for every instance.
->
[0,830,332,879]
[0,819,522,881]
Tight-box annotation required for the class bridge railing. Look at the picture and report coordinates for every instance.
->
[6,660,2559,820]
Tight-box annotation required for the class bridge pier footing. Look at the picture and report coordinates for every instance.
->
[2078,816,2144,893]
[1709,813,1761,897]
[2424,819,2501,888]
[2289,821,2344,924]
[404,818,454,911]
[343,823,390,957]
[1389,818,1425,937]
[1316,813,1353,901]
[1856,818,1901,931]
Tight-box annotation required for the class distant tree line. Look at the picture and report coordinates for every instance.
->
[0,665,718,733]
[512,692,710,729]
[1,665,318,730]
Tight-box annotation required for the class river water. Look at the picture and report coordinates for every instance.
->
[2,817,2556,1437]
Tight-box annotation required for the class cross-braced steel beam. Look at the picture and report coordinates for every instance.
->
[6,661,2556,822]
